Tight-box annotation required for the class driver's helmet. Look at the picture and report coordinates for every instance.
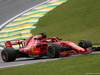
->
[47,39,52,43]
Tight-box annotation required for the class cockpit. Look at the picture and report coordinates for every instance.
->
[46,38,58,43]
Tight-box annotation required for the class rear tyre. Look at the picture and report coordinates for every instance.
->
[47,44,60,58]
[1,47,16,62]
[78,39,92,49]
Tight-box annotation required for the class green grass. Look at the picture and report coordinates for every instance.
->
[0,0,99,74]
[0,53,100,75]
[31,0,100,44]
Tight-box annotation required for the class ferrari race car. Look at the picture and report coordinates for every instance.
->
[1,33,93,62]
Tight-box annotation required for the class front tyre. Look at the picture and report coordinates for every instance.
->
[1,47,16,62]
[47,44,60,58]
[78,39,92,49]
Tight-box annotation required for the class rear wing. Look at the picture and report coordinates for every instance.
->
[5,39,25,48]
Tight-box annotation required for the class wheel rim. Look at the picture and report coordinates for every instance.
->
[47,46,55,57]
[79,41,86,48]
[2,50,8,61]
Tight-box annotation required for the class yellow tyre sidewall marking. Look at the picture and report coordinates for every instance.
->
[80,41,86,48]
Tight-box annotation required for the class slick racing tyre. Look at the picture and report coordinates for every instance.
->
[47,44,60,58]
[1,47,16,62]
[78,39,92,49]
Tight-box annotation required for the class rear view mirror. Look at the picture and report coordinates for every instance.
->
[58,38,62,40]
[56,37,62,40]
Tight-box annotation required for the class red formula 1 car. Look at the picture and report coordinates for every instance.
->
[1,33,93,62]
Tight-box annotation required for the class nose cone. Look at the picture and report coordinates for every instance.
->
[73,45,86,53]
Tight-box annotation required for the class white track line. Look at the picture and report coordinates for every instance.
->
[0,0,50,30]
[92,51,100,53]
[0,46,4,50]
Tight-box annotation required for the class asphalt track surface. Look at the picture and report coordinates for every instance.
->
[0,0,53,68]
[0,0,100,68]
[0,47,60,68]
[0,46,100,68]
[0,47,82,68]
[0,0,46,28]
